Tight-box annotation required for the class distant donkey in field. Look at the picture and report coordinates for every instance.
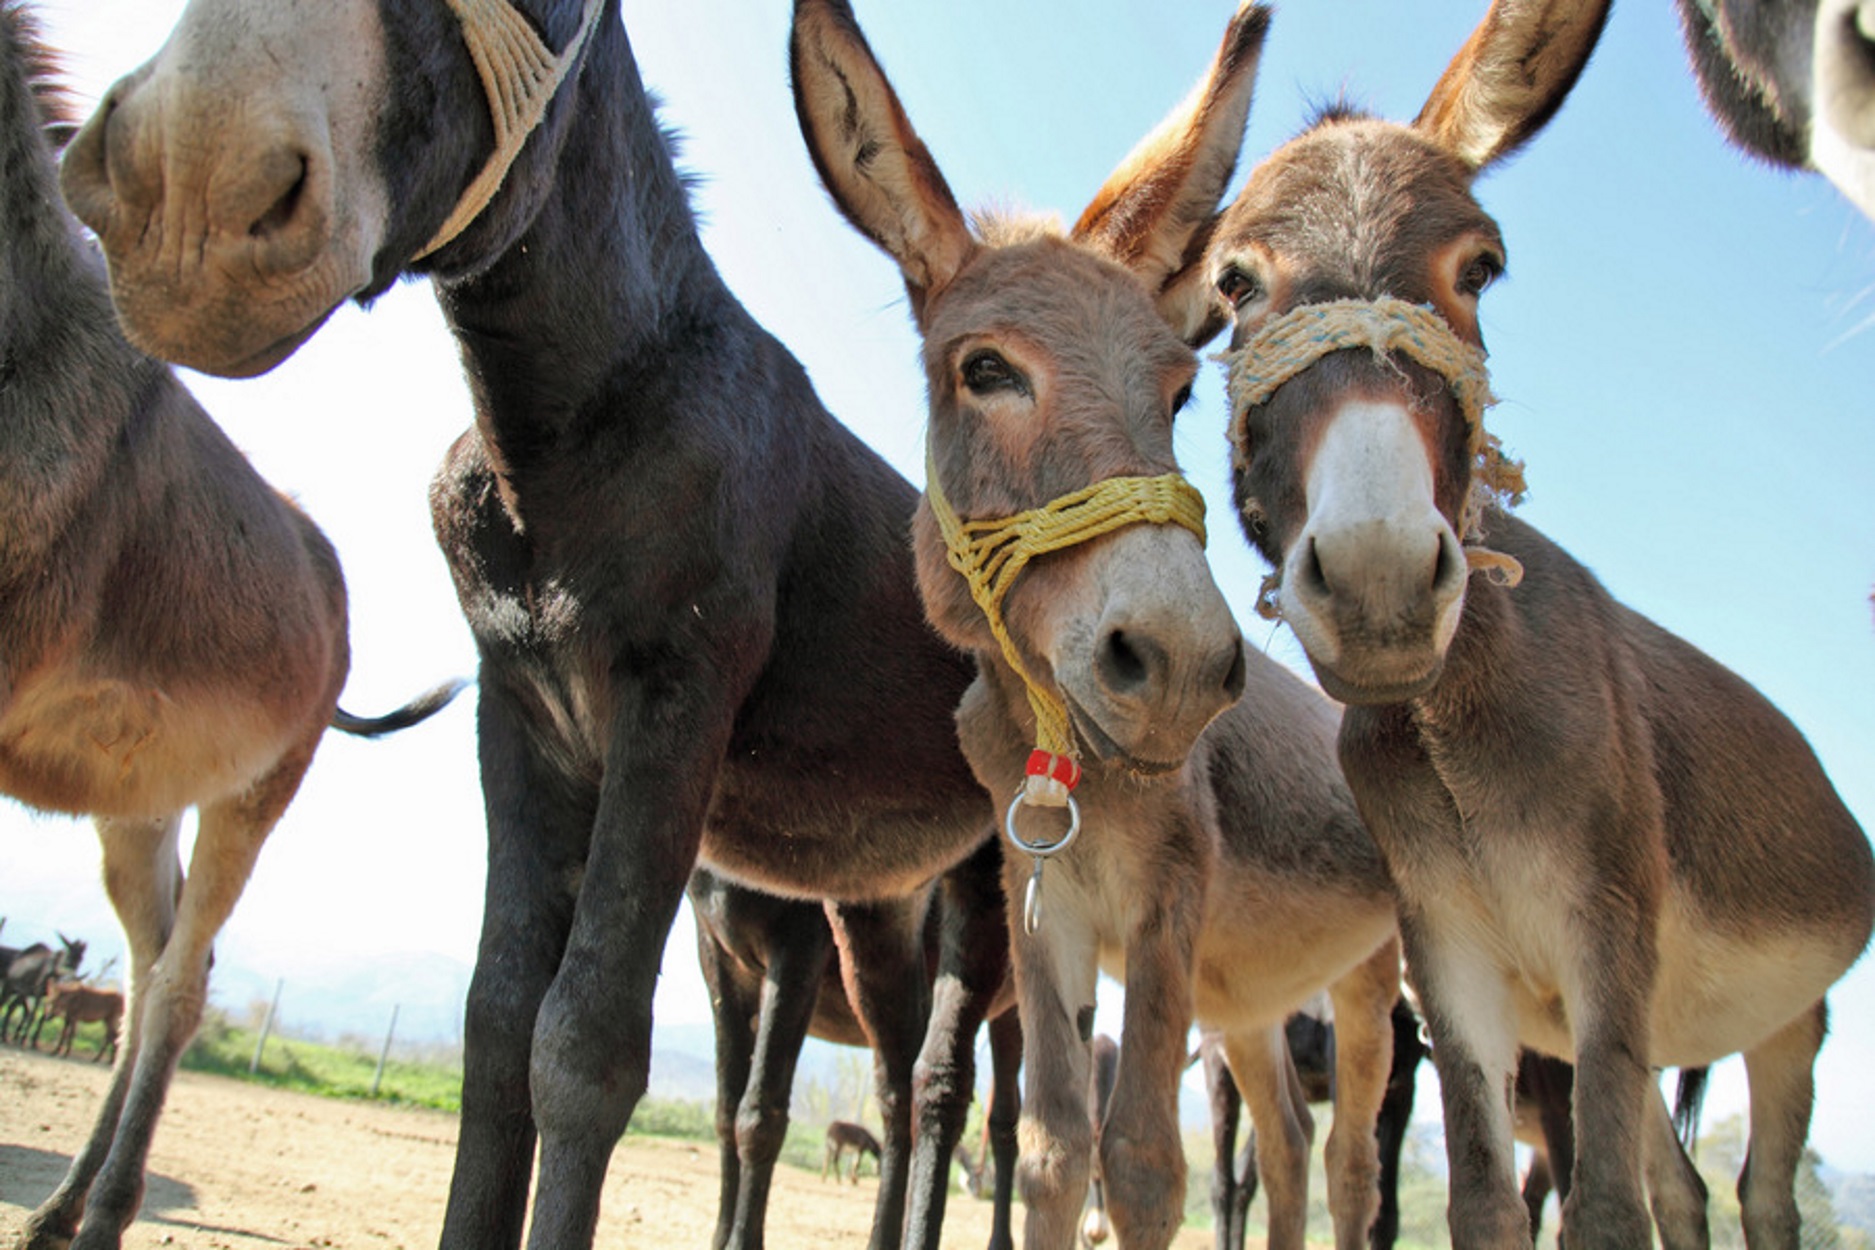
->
[825,1122,886,1184]
[0,8,459,1249]
[40,982,126,1063]
[0,934,84,1044]
[1203,0,1874,1245]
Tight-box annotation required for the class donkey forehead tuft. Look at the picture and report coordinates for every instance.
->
[970,205,1066,247]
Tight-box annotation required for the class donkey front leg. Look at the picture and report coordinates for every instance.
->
[1400,911,1529,1250]
[1102,895,1201,1250]
[1009,875,1100,1250]
[525,685,742,1250]
[825,894,934,1250]
[1560,928,1660,1250]
[441,686,591,1250]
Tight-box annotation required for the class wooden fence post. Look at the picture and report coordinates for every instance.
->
[249,978,283,1074]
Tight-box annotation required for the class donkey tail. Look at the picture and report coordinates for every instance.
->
[1672,1064,1710,1156]
[332,678,469,738]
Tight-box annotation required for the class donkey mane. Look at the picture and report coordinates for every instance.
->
[0,1,73,132]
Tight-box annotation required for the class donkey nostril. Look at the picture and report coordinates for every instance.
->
[1098,628,1171,699]
[1432,528,1465,593]
[249,154,309,240]
[1300,536,1332,600]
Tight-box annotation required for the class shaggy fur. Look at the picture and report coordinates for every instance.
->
[1208,2,1873,1246]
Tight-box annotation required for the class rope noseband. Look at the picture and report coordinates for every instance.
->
[1221,296,1527,616]
[416,0,609,259]
[925,445,1207,933]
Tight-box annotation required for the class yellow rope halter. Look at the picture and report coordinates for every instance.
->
[1222,297,1526,587]
[924,447,1208,774]
[416,0,610,259]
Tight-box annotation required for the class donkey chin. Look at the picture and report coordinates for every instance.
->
[1280,575,1463,707]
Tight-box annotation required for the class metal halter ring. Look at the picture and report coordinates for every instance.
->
[1004,791,1082,858]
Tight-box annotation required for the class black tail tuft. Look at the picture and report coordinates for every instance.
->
[1672,1065,1710,1156]
[332,678,470,738]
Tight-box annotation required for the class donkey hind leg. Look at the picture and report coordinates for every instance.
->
[700,917,762,1247]
[1323,938,1402,1250]
[1642,1075,1709,1250]
[68,741,312,1250]
[1011,899,1100,1250]
[826,895,932,1250]
[903,839,1008,1250]
[982,1004,1023,1250]
[20,814,183,1250]
[1222,1026,1313,1250]
[731,908,832,1250]
[1201,1042,1249,1250]
[1737,1001,1827,1250]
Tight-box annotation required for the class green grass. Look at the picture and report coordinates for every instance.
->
[170,1011,719,1139]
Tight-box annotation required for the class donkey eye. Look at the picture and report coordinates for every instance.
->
[1216,265,1264,309]
[961,349,1029,397]
[1458,253,1503,298]
[1172,383,1194,415]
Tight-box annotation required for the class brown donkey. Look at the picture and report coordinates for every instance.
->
[1203,1,1875,1247]
[0,7,457,1249]
[793,5,1403,1249]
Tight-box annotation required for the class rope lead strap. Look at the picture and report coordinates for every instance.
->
[417,0,609,259]
[924,446,1208,932]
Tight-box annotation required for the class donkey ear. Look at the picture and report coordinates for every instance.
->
[1072,4,1270,345]
[791,0,974,320]
[1413,0,1612,172]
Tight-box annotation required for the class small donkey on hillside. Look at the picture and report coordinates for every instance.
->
[1204,0,1874,1246]
[793,5,1404,1249]
[0,8,456,1248]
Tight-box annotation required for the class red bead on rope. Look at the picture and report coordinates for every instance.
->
[1022,749,1081,807]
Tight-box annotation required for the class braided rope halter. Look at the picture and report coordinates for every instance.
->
[415,0,609,259]
[925,446,1208,933]
[1221,297,1527,620]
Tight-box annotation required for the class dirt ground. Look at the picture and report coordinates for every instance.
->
[1,1048,1218,1250]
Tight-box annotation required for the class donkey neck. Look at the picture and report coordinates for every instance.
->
[431,18,730,476]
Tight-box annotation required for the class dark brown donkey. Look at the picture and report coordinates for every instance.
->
[1676,0,1875,219]
[1204,1,1875,1246]
[57,3,1016,1249]
[688,862,1021,1250]
[0,8,458,1250]
[794,4,1404,1249]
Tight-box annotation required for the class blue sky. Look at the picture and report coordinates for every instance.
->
[6,0,1873,1181]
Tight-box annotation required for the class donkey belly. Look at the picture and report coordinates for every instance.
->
[0,671,309,817]
[1648,896,1863,1066]
[1192,887,1396,1033]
